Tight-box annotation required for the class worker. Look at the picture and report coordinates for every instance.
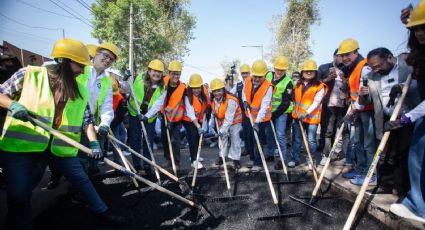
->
[182,73,209,169]
[127,59,166,176]
[109,77,127,165]
[0,38,125,229]
[142,60,201,172]
[265,56,294,170]
[230,64,251,157]
[211,78,243,169]
[77,42,119,174]
[388,2,425,223]
[242,60,274,171]
[337,38,377,186]
[289,60,327,170]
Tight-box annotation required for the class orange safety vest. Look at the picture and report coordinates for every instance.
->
[348,59,373,111]
[211,94,242,127]
[161,76,186,122]
[291,82,328,124]
[244,77,273,122]
[183,85,209,123]
[112,92,124,111]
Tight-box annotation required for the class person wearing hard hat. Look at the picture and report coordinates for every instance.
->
[230,64,251,157]
[337,38,377,186]
[76,42,119,174]
[289,60,327,170]
[388,1,425,223]
[142,60,201,172]
[182,74,210,169]
[127,59,166,176]
[86,44,97,60]
[109,77,127,164]
[265,56,295,170]
[242,60,274,171]
[0,38,125,229]
[211,78,243,169]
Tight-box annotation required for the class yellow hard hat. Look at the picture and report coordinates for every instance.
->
[86,44,97,58]
[251,60,268,76]
[189,73,203,88]
[273,56,289,70]
[51,38,90,66]
[148,59,164,72]
[210,78,225,91]
[240,64,250,73]
[168,60,182,72]
[97,42,120,59]
[407,1,425,28]
[302,59,318,71]
[337,38,359,55]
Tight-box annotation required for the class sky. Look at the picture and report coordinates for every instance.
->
[0,0,420,84]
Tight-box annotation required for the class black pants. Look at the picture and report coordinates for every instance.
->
[318,104,331,150]
[323,106,348,156]
[378,120,413,196]
[161,119,182,165]
[182,120,200,162]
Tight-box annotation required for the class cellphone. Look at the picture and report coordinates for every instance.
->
[363,78,368,87]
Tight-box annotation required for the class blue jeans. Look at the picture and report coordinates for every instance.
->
[402,117,425,218]
[111,122,127,164]
[354,111,376,175]
[268,114,288,159]
[1,151,107,229]
[291,121,318,164]
[252,121,271,166]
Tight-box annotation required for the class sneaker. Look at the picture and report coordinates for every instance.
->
[342,169,359,179]
[191,160,204,169]
[274,160,283,170]
[251,165,262,172]
[320,156,328,166]
[122,150,131,156]
[350,175,377,186]
[107,151,113,156]
[390,203,425,224]
[214,157,223,166]
[198,156,204,162]
[287,161,298,168]
[210,141,217,148]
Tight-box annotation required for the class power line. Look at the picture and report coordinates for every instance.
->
[185,64,221,76]
[0,12,63,31]
[48,0,93,28]
[0,26,56,42]
[15,0,90,20]
[55,0,92,23]
[75,0,93,13]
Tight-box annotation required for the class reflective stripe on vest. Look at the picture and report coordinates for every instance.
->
[76,66,111,125]
[0,66,88,157]
[128,73,164,122]
[291,82,327,125]
[266,72,294,113]
[348,59,373,111]
[211,94,242,126]
[183,85,209,123]
[244,77,273,122]
[161,76,186,122]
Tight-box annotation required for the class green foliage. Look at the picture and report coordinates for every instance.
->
[270,0,320,73]
[91,0,196,74]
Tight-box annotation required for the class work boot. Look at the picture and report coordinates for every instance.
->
[97,210,126,226]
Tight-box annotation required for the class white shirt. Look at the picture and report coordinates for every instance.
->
[302,81,325,114]
[87,66,114,127]
[354,66,373,110]
[242,82,273,123]
[406,99,425,122]
[144,89,197,121]
[214,97,238,134]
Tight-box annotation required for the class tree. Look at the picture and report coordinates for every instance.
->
[270,0,320,73]
[91,0,196,74]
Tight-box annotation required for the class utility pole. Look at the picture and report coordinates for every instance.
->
[129,3,134,78]
[62,29,65,38]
